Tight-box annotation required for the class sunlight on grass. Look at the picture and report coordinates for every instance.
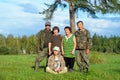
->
[89,51,106,64]
[0,52,120,80]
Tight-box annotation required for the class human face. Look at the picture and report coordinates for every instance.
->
[65,28,71,35]
[77,22,83,30]
[53,29,58,35]
[53,50,59,56]
[45,25,51,31]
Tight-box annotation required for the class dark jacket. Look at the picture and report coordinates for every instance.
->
[37,29,52,50]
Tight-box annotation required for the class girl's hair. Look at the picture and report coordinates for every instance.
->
[64,26,72,33]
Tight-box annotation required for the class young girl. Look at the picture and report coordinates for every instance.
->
[46,46,67,74]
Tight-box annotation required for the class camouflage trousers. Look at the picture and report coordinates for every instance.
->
[35,48,48,71]
[76,50,89,72]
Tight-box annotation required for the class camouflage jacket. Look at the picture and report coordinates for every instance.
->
[47,54,65,70]
[37,29,52,50]
[74,29,92,50]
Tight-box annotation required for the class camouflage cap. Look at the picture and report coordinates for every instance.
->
[45,21,51,26]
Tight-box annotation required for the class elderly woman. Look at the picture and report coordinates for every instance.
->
[46,46,67,74]
[48,26,62,55]
[62,26,76,72]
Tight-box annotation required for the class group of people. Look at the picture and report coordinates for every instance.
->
[34,21,92,74]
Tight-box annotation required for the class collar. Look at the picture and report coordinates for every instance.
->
[78,28,85,32]
[65,34,72,40]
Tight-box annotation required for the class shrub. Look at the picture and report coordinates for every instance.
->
[0,46,9,55]
[8,47,18,55]
[89,52,105,64]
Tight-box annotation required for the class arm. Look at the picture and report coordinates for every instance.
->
[37,30,46,52]
[72,36,76,55]
[48,36,52,55]
[37,31,42,53]
[48,42,52,55]
[61,38,64,56]
[86,30,92,55]
[47,56,54,70]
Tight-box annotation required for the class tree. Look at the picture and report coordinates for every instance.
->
[0,34,6,47]
[40,0,120,33]
[27,35,37,54]
[14,36,22,54]
[21,35,28,54]
[6,34,14,48]
[117,39,120,53]
[0,46,9,55]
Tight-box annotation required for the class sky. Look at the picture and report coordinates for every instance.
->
[0,0,120,37]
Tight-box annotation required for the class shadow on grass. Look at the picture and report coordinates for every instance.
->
[31,66,46,71]
[111,69,120,73]
[0,75,5,80]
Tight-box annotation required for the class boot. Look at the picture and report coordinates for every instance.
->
[85,67,89,73]
[80,66,84,73]
[35,61,39,72]
[68,68,73,72]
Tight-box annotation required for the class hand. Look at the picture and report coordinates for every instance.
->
[72,50,74,55]
[62,51,64,56]
[48,51,52,55]
[54,68,60,72]
[86,49,90,55]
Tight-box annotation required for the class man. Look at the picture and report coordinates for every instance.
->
[74,21,92,73]
[46,46,67,74]
[35,21,52,71]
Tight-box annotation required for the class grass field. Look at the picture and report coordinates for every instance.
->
[0,52,120,80]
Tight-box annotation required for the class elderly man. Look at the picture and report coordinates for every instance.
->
[74,21,92,73]
[35,22,52,71]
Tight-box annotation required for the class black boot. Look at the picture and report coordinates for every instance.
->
[68,68,73,72]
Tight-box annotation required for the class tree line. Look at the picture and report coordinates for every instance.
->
[0,34,37,55]
[92,33,120,54]
[0,33,120,55]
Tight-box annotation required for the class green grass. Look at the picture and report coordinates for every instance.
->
[0,52,120,80]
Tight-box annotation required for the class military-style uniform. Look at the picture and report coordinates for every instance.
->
[35,29,52,71]
[74,29,92,72]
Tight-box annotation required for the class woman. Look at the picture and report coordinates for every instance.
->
[62,26,76,72]
[48,26,62,55]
